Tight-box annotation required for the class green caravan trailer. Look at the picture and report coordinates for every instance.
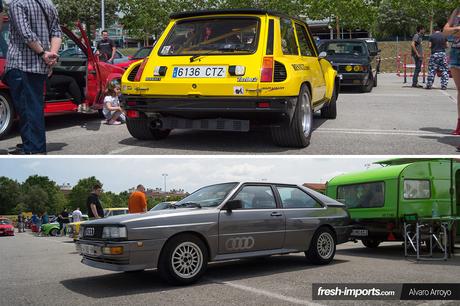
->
[325,158,459,248]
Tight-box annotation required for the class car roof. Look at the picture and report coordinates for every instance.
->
[170,9,304,23]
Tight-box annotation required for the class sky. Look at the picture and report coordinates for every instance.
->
[0,157,384,193]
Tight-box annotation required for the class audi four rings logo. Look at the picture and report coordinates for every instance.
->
[84,227,95,236]
[225,237,255,251]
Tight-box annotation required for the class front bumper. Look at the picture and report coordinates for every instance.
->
[122,95,298,128]
[338,72,369,86]
[76,239,165,271]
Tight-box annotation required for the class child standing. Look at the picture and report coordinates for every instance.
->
[103,82,126,125]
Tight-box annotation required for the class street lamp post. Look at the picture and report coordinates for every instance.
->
[162,173,168,193]
[101,0,105,30]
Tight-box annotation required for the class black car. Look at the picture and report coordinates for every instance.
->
[319,39,380,92]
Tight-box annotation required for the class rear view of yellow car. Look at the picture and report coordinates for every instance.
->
[121,9,339,147]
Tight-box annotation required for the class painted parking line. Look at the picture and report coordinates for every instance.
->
[439,89,456,103]
[210,278,325,306]
[316,128,449,137]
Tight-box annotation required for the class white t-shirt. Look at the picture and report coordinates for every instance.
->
[103,95,120,117]
[72,209,83,222]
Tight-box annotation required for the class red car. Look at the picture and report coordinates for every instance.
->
[114,46,153,70]
[0,218,14,236]
[0,19,125,139]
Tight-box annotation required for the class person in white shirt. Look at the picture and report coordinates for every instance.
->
[72,207,83,222]
[103,82,126,125]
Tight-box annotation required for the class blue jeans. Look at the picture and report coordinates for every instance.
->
[4,69,47,153]
[412,56,422,85]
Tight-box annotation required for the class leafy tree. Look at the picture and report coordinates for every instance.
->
[22,175,66,214]
[68,177,102,214]
[21,185,49,214]
[0,177,21,214]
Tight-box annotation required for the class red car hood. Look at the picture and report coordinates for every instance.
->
[0,224,13,230]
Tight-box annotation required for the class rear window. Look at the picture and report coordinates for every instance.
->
[337,182,385,209]
[159,17,259,56]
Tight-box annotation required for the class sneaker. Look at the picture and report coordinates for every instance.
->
[441,86,447,90]
[108,120,122,125]
[425,85,432,90]
[412,84,423,88]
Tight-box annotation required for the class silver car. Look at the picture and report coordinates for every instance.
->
[77,182,352,284]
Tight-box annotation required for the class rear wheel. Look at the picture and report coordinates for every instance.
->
[0,92,14,140]
[321,83,337,119]
[158,234,208,285]
[361,238,381,248]
[305,227,336,265]
[271,85,312,148]
[126,117,171,140]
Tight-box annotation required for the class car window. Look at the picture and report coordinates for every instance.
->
[233,185,276,209]
[319,41,368,56]
[159,17,259,56]
[337,182,385,208]
[294,23,314,56]
[276,186,321,208]
[0,22,9,58]
[280,18,298,55]
[175,182,238,207]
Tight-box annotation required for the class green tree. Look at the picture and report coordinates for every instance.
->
[68,177,102,214]
[53,0,119,40]
[0,177,21,214]
[22,175,65,214]
[22,185,49,214]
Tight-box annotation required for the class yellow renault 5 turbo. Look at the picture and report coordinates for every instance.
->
[121,9,339,147]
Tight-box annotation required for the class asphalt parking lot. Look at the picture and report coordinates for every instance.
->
[0,74,457,155]
[1,231,459,306]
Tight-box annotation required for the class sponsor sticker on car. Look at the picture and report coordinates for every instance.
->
[172,66,227,78]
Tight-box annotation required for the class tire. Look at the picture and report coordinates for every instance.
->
[373,72,378,87]
[158,234,208,285]
[361,72,373,93]
[126,117,171,140]
[361,239,381,248]
[305,227,336,265]
[49,228,58,237]
[271,85,312,148]
[0,92,14,140]
[321,83,337,119]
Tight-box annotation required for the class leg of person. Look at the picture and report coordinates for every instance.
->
[108,111,122,125]
[412,56,422,87]
[65,76,82,105]
[450,67,460,135]
[5,69,27,149]
[118,112,126,123]
[440,53,449,90]
[426,54,436,89]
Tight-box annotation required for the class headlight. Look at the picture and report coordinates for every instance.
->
[345,65,352,72]
[353,65,362,72]
[102,226,127,239]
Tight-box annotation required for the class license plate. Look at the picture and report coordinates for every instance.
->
[78,244,100,256]
[351,229,368,237]
[172,66,227,78]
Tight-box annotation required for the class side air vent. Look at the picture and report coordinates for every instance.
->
[127,65,140,82]
[274,61,287,82]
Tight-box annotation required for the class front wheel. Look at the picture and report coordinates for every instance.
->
[271,85,313,148]
[361,72,374,93]
[49,228,58,237]
[0,92,14,140]
[305,227,336,265]
[158,234,208,285]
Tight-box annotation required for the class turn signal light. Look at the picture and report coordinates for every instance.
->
[134,58,148,82]
[261,57,274,82]
[102,246,124,255]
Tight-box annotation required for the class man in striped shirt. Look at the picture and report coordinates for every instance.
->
[4,0,62,154]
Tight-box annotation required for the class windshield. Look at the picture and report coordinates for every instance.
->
[0,219,12,225]
[134,47,152,59]
[159,18,259,56]
[174,183,238,208]
[151,202,172,211]
[319,42,368,56]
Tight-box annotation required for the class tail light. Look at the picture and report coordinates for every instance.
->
[261,57,274,82]
[127,110,140,118]
[134,58,148,82]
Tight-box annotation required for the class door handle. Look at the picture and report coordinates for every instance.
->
[270,212,282,217]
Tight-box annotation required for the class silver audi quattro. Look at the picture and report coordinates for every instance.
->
[77,182,352,284]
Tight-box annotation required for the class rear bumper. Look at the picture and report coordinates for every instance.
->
[122,95,298,128]
[334,225,353,244]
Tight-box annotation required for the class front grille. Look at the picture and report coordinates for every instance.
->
[274,61,287,82]
[81,225,104,240]
[127,65,140,81]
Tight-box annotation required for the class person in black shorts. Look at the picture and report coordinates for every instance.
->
[86,184,104,219]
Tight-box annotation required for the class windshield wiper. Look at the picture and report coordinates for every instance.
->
[189,46,252,63]
[174,202,202,209]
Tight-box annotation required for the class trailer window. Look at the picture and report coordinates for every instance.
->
[403,180,431,199]
[337,182,384,208]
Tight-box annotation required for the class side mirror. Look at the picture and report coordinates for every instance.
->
[318,51,327,59]
[224,199,242,213]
